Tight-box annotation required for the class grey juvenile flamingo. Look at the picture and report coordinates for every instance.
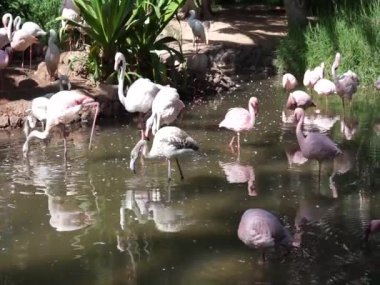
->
[294,107,342,184]
[237,208,294,262]
[129,126,199,181]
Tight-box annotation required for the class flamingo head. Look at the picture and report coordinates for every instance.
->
[294,107,305,122]
[332,52,341,71]
[114,52,126,72]
[188,10,196,20]
[249,96,259,115]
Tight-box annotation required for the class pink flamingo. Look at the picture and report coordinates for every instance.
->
[331,53,359,109]
[11,21,46,69]
[144,86,185,137]
[237,208,294,262]
[0,13,12,49]
[313,78,336,107]
[286,90,316,110]
[303,62,324,91]
[219,96,259,152]
[0,46,12,91]
[364,220,380,242]
[219,161,256,196]
[294,107,342,183]
[282,73,297,92]
[22,90,99,160]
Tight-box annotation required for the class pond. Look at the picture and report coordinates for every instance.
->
[0,77,380,284]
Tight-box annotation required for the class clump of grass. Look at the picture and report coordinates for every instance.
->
[276,0,380,86]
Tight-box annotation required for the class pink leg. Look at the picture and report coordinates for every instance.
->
[228,135,235,148]
[237,132,241,153]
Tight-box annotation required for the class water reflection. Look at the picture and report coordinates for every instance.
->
[219,160,256,196]
[341,115,359,140]
[285,145,308,167]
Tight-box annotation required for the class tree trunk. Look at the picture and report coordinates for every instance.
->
[283,0,307,31]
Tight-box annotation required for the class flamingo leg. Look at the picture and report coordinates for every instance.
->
[237,132,241,153]
[21,51,25,69]
[87,102,99,150]
[62,124,68,161]
[29,45,32,70]
[175,158,184,180]
[228,135,236,149]
[167,158,172,181]
[318,161,322,189]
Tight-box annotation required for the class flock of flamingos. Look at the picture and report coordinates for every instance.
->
[0,7,380,261]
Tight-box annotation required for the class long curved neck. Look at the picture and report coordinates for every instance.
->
[13,16,21,31]
[132,139,150,158]
[296,112,306,148]
[117,63,127,108]
[5,14,13,40]
[248,103,256,126]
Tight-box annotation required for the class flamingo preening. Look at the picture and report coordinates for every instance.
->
[331,52,359,109]
[294,107,342,184]
[22,90,99,160]
[129,126,199,181]
[237,208,294,262]
[114,52,162,139]
[219,96,259,153]
[144,86,185,138]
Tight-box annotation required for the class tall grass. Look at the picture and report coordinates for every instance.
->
[276,0,380,86]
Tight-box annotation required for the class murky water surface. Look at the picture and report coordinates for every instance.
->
[1,77,380,284]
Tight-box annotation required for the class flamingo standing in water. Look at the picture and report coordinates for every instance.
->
[114,52,162,139]
[313,78,336,107]
[286,90,316,110]
[0,46,12,91]
[219,96,259,152]
[130,126,199,181]
[294,107,342,184]
[0,13,13,49]
[22,90,99,160]
[331,53,359,109]
[237,208,294,262]
[144,85,185,137]
[303,62,324,91]
[282,73,297,93]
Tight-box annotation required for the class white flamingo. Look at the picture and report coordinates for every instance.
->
[22,90,99,160]
[0,13,13,49]
[282,73,297,93]
[45,29,60,80]
[114,52,162,138]
[144,86,185,137]
[303,62,324,91]
[130,126,199,181]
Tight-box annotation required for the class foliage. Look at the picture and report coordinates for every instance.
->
[65,0,185,83]
[276,0,380,86]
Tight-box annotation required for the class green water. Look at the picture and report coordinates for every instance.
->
[0,77,380,284]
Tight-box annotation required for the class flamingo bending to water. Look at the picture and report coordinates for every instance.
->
[22,90,99,160]
[237,208,294,262]
[144,86,185,137]
[286,90,316,110]
[294,107,342,184]
[130,126,199,181]
[219,96,259,152]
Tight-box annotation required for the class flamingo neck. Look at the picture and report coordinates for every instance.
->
[13,16,21,32]
[248,103,256,126]
[133,139,150,158]
[117,63,127,108]
[296,112,306,147]
[5,14,13,41]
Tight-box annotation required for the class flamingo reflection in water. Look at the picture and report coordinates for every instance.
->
[219,161,257,196]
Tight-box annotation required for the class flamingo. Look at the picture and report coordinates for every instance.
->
[45,29,60,81]
[144,86,185,137]
[11,21,46,69]
[294,107,342,184]
[0,46,12,91]
[187,10,209,51]
[114,52,162,138]
[303,62,324,91]
[129,126,199,181]
[286,90,316,110]
[60,0,81,50]
[0,13,12,49]
[364,220,380,243]
[219,96,259,152]
[282,73,297,93]
[22,90,99,160]
[24,74,72,136]
[313,78,336,107]
[12,15,22,34]
[237,208,294,262]
[219,161,256,196]
[331,52,359,109]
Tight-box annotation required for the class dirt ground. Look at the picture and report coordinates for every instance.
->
[0,5,288,128]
